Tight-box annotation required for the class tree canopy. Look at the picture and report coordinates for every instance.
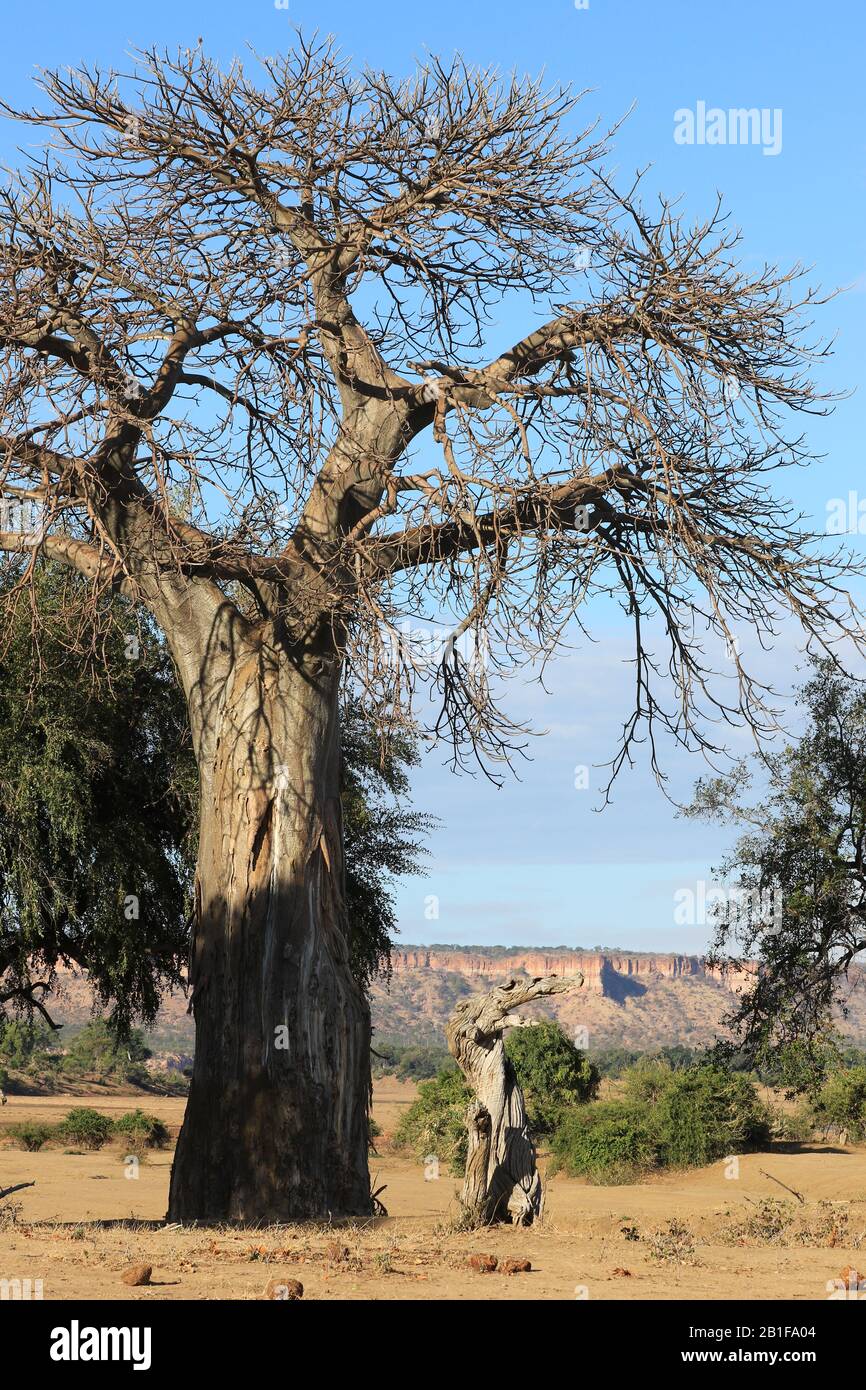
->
[686,658,866,1075]
[0,37,860,782]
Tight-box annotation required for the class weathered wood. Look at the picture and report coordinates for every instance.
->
[446,973,582,1226]
[0,1181,35,1201]
[461,1099,494,1225]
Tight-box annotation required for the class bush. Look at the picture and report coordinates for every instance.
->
[549,1101,660,1184]
[393,1068,473,1174]
[58,1107,113,1150]
[549,1064,771,1184]
[621,1058,675,1106]
[5,1121,55,1151]
[504,1021,599,1136]
[810,1067,866,1139]
[112,1110,170,1149]
[653,1066,771,1167]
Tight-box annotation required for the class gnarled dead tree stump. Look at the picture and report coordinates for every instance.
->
[446,973,582,1226]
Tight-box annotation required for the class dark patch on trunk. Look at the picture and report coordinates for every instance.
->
[250,797,274,871]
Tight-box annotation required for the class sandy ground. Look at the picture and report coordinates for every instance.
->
[1,1080,864,1301]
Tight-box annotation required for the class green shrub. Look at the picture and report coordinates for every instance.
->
[653,1066,771,1167]
[504,1021,599,1136]
[550,1064,771,1183]
[112,1110,170,1149]
[549,1101,660,1183]
[810,1067,866,1139]
[5,1121,55,1151]
[393,1067,473,1174]
[58,1107,113,1150]
[621,1058,674,1106]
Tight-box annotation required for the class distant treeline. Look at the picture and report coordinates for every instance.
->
[0,1019,186,1093]
[371,1039,866,1084]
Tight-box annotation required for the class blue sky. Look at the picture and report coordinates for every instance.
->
[1,0,864,954]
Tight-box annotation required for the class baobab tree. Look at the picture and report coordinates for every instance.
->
[0,37,860,1221]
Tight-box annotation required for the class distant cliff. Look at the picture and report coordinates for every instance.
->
[389,947,755,998]
[374,946,850,1050]
[40,947,866,1059]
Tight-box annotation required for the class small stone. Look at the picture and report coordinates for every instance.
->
[120,1264,152,1287]
[467,1253,498,1273]
[501,1257,532,1274]
[265,1276,304,1300]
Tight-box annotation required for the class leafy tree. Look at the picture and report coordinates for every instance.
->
[0,564,196,1034]
[621,1057,676,1106]
[504,1020,599,1135]
[0,39,858,1220]
[60,1020,151,1081]
[0,563,431,1029]
[810,1067,866,1140]
[0,1019,56,1070]
[589,1047,644,1079]
[686,659,866,1082]
[657,1045,701,1072]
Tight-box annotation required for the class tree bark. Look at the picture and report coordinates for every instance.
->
[446,973,581,1226]
[167,630,372,1222]
[460,1099,494,1225]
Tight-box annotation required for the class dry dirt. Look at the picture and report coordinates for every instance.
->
[1,1079,863,1301]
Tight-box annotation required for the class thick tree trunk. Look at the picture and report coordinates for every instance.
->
[167,635,372,1223]
[446,974,581,1226]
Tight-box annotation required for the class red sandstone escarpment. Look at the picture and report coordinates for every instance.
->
[389,947,740,997]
